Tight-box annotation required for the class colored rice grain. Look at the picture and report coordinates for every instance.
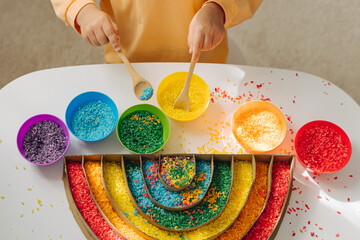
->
[158,77,208,120]
[160,156,195,189]
[125,160,231,230]
[243,161,290,240]
[22,120,66,164]
[103,160,252,240]
[217,161,269,240]
[66,161,124,240]
[71,101,116,141]
[119,111,163,153]
[235,110,282,151]
[296,124,349,173]
[143,158,211,208]
[140,87,154,100]
[84,161,145,240]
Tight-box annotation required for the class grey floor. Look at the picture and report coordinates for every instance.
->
[1,0,359,105]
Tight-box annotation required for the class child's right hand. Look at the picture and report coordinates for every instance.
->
[76,4,120,51]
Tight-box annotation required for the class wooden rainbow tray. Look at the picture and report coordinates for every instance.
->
[63,154,294,240]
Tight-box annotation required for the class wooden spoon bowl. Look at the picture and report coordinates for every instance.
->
[116,50,153,101]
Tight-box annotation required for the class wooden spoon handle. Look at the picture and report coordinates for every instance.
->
[116,50,142,84]
[183,62,196,94]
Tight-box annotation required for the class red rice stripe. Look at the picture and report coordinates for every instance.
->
[243,161,290,240]
[67,161,125,240]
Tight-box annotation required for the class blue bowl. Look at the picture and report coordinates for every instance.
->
[65,91,119,142]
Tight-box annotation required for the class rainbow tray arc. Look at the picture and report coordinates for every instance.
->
[63,154,294,240]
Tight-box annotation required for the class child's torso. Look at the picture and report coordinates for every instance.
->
[101,0,228,63]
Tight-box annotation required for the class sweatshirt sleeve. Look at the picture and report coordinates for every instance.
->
[207,0,263,29]
[50,0,96,33]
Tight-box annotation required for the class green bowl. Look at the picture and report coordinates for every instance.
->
[117,104,171,154]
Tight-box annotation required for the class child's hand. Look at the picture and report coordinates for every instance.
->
[188,2,226,62]
[76,4,120,51]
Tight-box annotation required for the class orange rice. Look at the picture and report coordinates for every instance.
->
[235,110,282,151]
[84,161,145,240]
[217,161,269,239]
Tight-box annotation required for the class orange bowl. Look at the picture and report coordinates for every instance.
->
[231,100,287,153]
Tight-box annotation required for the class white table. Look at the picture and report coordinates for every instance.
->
[0,63,359,239]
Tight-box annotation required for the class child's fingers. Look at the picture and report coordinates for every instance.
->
[212,35,218,49]
[88,31,101,46]
[212,34,224,50]
[188,29,194,54]
[207,35,218,51]
[202,35,213,51]
[103,19,120,51]
[111,20,119,35]
[191,43,202,62]
[191,47,200,62]
[191,32,204,62]
[82,35,93,46]
[81,27,98,46]
[94,27,109,45]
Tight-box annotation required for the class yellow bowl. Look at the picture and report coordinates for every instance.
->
[231,100,287,153]
[157,71,210,122]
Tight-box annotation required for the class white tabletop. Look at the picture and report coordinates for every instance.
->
[0,63,359,240]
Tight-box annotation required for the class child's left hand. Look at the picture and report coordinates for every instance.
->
[188,2,226,62]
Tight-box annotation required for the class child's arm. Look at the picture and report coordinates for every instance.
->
[76,4,120,51]
[188,2,226,62]
[50,0,120,51]
[188,0,263,62]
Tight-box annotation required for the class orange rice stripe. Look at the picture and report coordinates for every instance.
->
[217,161,269,240]
[84,161,145,240]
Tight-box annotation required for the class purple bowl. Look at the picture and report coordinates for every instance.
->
[17,114,70,166]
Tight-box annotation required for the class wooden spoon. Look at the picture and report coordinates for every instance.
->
[116,50,153,101]
[173,61,196,111]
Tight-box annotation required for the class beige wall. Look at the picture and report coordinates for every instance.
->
[229,0,360,104]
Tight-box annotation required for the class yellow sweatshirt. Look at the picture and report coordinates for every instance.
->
[51,0,262,63]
